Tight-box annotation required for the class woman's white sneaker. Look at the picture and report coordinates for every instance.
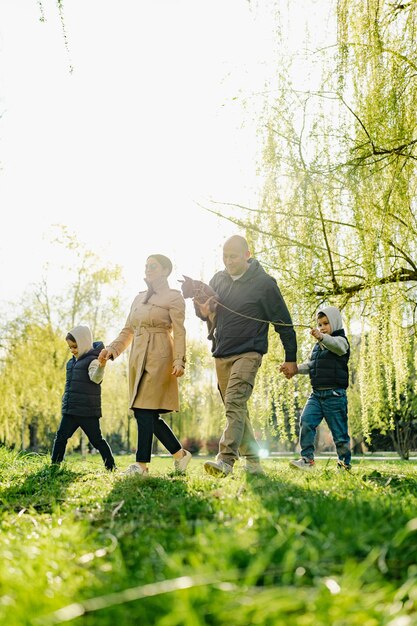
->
[123,464,149,476]
[173,449,192,473]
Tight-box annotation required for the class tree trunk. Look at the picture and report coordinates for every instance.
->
[21,410,26,451]
[28,421,38,451]
[391,422,411,461]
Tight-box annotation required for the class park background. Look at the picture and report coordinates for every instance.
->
[1,2,417,625]
[1,0,416,461]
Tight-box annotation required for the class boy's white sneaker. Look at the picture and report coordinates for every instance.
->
[289,458,315,471]
[123,464,149,476]
[173,449,192,473]
[204,459,233,477]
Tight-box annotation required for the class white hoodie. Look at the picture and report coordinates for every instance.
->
[297,306,349,375]
[70,325,93,359]
[68,325,105,384]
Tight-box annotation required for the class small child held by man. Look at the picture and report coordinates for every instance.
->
[282,305,351,471]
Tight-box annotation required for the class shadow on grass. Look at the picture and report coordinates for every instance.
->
[0,462,79,515]
[242,463,417,586]
[30,462,417,626]
[34,470,221,625]
[92,470,216,570]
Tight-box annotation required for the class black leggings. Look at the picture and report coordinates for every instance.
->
[134,408,182,463]
[51,414,116,470]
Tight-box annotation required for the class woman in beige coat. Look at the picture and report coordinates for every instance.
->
[99,254,191,476]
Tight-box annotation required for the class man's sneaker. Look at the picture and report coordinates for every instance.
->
[289,458,315,471]
[337,460,352,471]
[204,459,233,477]
[245,460,265,475]
[123,464,149,476]
[173,449,192,473]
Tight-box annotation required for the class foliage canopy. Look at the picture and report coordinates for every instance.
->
[213,0,417,446]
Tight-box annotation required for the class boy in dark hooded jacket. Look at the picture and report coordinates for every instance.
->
[51,325,116,470]
[284,306,351,471]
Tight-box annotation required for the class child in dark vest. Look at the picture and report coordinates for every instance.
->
[286,306,351,471]
[51,325,116,471]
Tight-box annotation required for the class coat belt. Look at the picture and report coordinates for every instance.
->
[136,327,169,336]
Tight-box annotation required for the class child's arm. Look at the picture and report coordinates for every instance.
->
[296,360,313,375]
[318,333,349,355]
[280,358,312,376]
[88,358,106,384]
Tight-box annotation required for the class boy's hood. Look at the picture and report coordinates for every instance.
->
[317,306,343,333]
[70,325,93,359]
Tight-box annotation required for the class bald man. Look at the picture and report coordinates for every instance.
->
[195,235,297,477]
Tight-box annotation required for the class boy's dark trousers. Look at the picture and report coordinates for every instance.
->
[51,414,116,470]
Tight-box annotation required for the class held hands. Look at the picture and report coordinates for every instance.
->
[279,362,298,379]
[98,348,116,364]
[97,353,107,367]
[279,328,323,380]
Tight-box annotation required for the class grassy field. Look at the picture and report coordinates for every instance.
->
[1,447,417,626]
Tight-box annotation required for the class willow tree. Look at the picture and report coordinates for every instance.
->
[0,227,125,451]
[0,319,66,450]
[212,0,417,454]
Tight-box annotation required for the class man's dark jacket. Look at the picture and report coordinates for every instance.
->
[206,259,297,360]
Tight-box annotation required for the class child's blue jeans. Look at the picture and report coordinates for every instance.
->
[299,388,351,464]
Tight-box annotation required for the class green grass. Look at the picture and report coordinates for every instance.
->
[1,447,417,625]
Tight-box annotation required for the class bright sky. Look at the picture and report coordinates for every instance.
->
[0,0,329,338]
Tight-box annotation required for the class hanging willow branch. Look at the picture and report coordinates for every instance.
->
[314,267,417,297]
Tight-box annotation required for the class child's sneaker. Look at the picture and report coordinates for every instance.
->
[204,459,233,477]
[173,449,192,474]
[337,460,352,471]
[289,457,315,471]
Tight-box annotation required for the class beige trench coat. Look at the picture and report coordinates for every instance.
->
[107,278,186,411]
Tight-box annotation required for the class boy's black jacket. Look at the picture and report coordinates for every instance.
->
[62,341,104,418]
[309,330,350,389]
